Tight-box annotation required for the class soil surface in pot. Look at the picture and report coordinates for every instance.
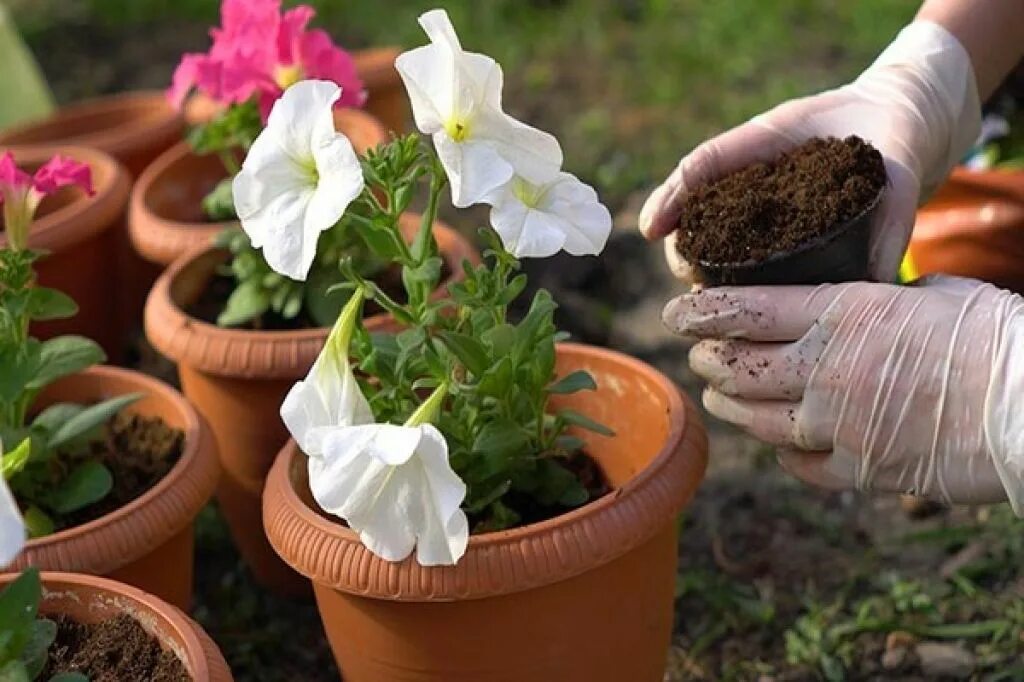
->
[675,136,885,265]
[42,613,190,682]
[187,262,450,330]
[57,412,184,530]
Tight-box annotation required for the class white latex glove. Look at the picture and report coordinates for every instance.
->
[662,276,1024,513]
[639,21,981,284]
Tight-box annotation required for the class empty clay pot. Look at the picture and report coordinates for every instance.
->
[8,365,220,610]
[130,108,389,266]
[688,187,884,286]
[0,145,130,361]
[263,343,708,682]
[144,219,478,594]
[0,571,232,682]
[183,47,407,133]
[907,167,1024,294]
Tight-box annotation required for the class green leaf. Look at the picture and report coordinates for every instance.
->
[494,273,527,305]
[0,568,41,662]
[559,410,615,437]
[547,370,597,395]
[481,323,515,357]
[24,288,77,321]
[30,404,85,437]
[47,461,113,514]
[21,619,56,679]
[436,331,490,378]
[217,280,270,327]
[477,357,514,398]
[558,479,589,507]
[472,419,529,478]
[1,438,31,479]
[46,394,141,452]
[201,177,237,221]
[26,336,105,390]
[48,673,88,682]
[21,507,53,539]
[0,340,41,402]
[0,660,30,682]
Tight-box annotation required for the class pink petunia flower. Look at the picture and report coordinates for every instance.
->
[1,152,94,251]
[167,0,365,120]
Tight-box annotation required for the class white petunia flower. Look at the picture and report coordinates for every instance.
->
[232,79,365,281]
[0,440,26,567]
[395,9,562,208]
[310,416,469,566]
[280,288,372,456]
[486,172,613,258]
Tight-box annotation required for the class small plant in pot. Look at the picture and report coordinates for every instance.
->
[2,153,219,608]
[258,10,708,681]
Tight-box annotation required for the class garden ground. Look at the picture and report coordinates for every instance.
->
[9,1,1024,679]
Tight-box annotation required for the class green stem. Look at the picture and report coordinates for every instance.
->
[218,151,240,176]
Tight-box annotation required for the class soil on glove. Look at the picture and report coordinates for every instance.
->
[675,135,885,265]
[61,412,184,530]
[42,613,191,682]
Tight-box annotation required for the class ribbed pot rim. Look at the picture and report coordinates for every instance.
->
[0,145,129,252]
[0,91,182,161]
[0,571,232,682]
[144,220,478,379]
[10,366,220,576]
[262,343,709,602]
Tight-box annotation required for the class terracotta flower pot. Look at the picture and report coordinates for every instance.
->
[0,92,186,358]
[0,571,232,682]
[0,91,183,177]
[263,343,708,682]
[183,47,407,132]
[0,145,130,361]
[353,47,407,133]
[144,220,478,594]
[8,366,220,611]
[907,167,1024,294]
[130,108,389,267]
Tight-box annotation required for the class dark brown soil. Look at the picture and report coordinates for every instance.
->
[675,136,885,265]
[42,614,190,682]
[61,412,184,529]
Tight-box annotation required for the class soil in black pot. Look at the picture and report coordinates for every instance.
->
[675,135,886,266]
[42,613,190,682]
[59,412,184,530]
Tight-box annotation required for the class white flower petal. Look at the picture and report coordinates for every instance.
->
[434,134,513,207]
[490,194,565,258]
[395,45,448,134]
[266,80,341,161]
[411,425,469,565]
[418,9,463,52]
[0,477,24,567]
[547,174,612,256]
[475,108,563,185]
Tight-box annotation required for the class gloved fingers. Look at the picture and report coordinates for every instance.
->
[689,339,816,400]
[913,273,987,294]
[662,284,847,342]
[776,448,853,491]
[638,121,794,240]
[868,159,919,282]
[663,233,697,285]
[702,388,833,450]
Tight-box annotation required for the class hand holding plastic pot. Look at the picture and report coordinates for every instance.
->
[639,21,981,286]
[664,275,1024,511]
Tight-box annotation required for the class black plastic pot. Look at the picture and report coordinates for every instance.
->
[693,187,885,286]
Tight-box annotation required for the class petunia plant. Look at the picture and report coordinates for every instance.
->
[0,153,140,538]
[236,9,614,566]
[167,0,382,328]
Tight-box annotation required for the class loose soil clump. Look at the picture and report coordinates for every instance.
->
[675,136,885,265]
[42,613,190,681]
[61,412,184,529]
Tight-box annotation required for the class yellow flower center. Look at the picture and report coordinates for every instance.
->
[274,64,305,90]
[512,177,547,208]
[444,118,471,143]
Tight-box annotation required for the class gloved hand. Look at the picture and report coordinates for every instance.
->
[639,21,981,284]
[662,276,1024,513]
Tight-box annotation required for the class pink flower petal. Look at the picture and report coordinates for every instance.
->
[0,152,32,202]
[278,5,315,66]
[32,155,94,197]
[301,29,366,108]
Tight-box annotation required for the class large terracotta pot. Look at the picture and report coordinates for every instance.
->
[183,47,406,132]
[130,108,389,266]
[145,221,478,593]
[9,366,220,610]
[0,92,186,357]
[0,91,183,177]
[908,167,1024,294]
[0,145,129,361]
[353,47,406,133]
[0,572,232,682]
[263,343,708,682]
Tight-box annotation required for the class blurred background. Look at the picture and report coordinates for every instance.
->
[7,2,1024,681]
